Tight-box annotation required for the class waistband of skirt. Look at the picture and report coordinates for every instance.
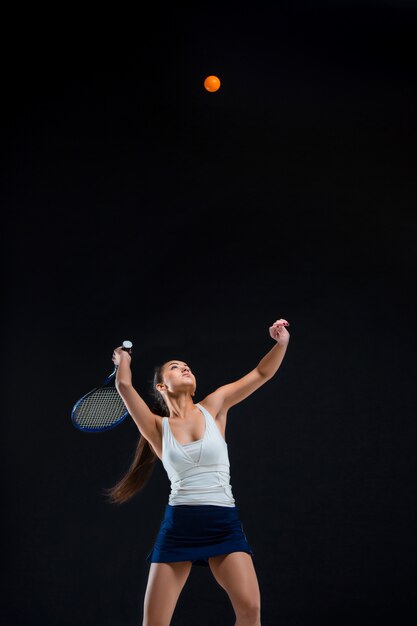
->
[165,503,238,512]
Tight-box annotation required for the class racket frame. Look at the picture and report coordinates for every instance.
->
[71,342,132,433]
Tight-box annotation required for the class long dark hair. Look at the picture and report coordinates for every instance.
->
[104,364,168,504]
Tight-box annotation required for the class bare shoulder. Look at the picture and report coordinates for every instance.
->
[198,396,228,423]
[154,413,164,430]
[143,413,164,460]
[198,397,228,439]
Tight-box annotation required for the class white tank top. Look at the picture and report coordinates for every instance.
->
[162,403,236,507]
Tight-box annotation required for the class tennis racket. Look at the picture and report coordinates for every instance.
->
[71,340,133,433]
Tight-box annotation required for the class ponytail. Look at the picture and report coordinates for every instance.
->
[104,364,169,504]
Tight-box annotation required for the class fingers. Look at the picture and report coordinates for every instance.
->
[112,346,123,362]
[272,319,290,327]
[269,318,290,343]
[112,346,131,363]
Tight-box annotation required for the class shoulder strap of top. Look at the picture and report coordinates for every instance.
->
[196,403,215,423]
[162,416,169,438]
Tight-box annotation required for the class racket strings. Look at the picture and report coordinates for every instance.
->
[73,387,128,430]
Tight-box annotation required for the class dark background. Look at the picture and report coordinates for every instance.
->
[2,2,417,625]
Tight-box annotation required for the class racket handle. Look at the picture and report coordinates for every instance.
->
[122,340,133,355]
[112,340,133,376]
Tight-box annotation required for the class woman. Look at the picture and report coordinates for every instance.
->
[108,318,290,626]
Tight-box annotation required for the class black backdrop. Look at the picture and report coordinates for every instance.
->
[2,2,417,625]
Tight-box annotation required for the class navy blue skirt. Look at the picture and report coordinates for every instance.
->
[146,504,254,567]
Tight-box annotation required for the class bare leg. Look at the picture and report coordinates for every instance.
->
[208,552,261,626]
[142,561,192,626]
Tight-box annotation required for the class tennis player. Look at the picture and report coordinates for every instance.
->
[108,318,290,626]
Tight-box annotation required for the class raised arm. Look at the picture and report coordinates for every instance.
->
[113,347,162,453]
[201,319,290,417]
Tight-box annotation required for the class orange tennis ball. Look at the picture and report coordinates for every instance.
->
[204,75,221,92]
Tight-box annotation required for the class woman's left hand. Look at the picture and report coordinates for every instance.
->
[269,318,290,345]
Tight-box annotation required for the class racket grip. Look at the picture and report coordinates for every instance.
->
[122,340,133,355]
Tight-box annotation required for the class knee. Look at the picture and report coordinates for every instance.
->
[235,597,261,623]
[142,619,168,626]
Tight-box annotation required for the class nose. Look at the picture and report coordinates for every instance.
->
[182,366,190,373]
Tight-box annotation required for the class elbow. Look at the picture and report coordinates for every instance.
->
[256,367,273,381]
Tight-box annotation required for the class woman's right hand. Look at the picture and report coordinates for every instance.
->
[112,346,132,367]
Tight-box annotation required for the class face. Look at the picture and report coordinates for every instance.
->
[158,360,196,396]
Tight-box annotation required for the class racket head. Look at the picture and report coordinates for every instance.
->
[71,370,129,432]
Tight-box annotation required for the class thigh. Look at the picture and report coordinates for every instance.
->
[208,552,261,609]
[143,561,192,626]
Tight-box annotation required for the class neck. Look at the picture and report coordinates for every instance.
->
[166,393,196,419]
